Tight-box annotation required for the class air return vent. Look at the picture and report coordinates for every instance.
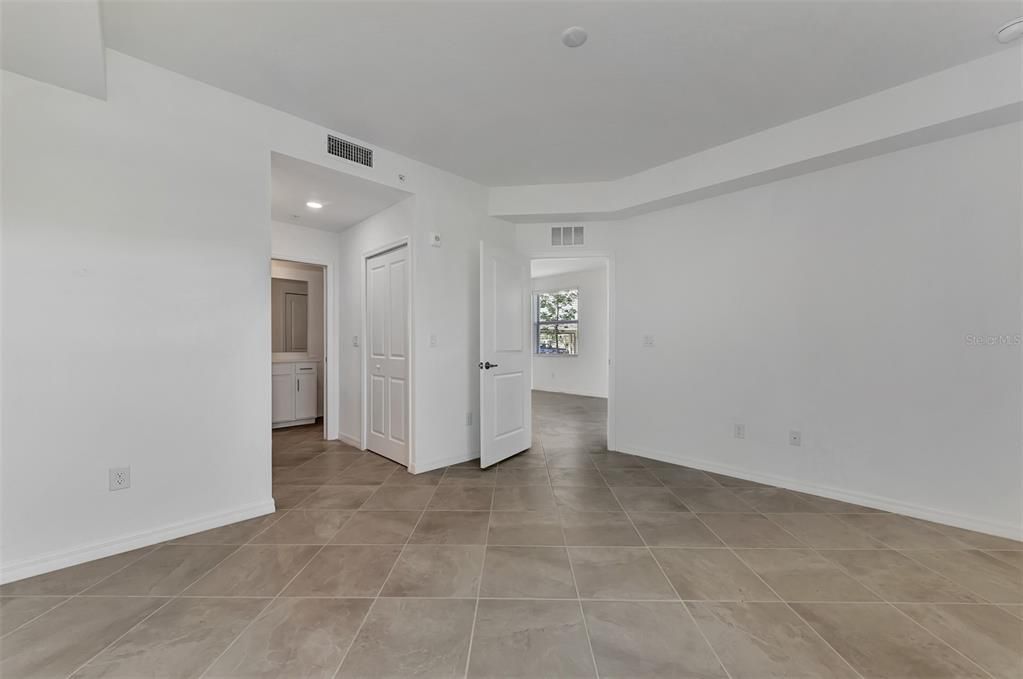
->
[551,225,585,247]
[327,134,373,167]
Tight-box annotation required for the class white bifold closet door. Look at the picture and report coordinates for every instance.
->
[365,245,410,466]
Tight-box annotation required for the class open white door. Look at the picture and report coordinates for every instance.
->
[480,242,532,468]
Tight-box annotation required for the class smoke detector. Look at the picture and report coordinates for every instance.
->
[996,17,1023,43]
[562,26,588,48]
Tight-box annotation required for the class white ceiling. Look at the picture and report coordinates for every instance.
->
[271,152,410,232]
[532,257,606,279]
[102,1,1018,186]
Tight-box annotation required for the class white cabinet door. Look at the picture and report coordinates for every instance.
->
[365,245,410,466]
[479,242,532,468]
[272,373,295,423]
[295,372,317,420]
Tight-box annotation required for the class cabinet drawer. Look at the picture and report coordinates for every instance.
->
[272,363,294,376]
[295,362,317,374]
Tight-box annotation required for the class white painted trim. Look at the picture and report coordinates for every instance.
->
[361,237,414,470]
[533,388,608,399]
[618,443,1023,541]
[337,432,363,449]
[0,500,277,585]
[415,451,479,474]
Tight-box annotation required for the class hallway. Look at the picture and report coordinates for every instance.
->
[1,393,1019,678]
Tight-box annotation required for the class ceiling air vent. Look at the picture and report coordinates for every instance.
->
[327,134,373,168]
[551,225,585,247]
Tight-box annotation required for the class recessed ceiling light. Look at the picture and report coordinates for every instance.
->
[306,201,323,209]
[561,26,588,48]
[996,17,1023,43]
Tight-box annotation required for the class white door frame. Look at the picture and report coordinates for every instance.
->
[360,237,416,470]
[269,255,334,440]
[524,252,616,451]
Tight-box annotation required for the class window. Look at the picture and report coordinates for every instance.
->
[535,289,578,355]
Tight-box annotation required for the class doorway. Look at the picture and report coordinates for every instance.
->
[271,259,328,437]
[363,242,411,466]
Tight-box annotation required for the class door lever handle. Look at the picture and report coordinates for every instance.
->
[484,361,499,370]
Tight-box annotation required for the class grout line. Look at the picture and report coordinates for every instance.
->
[461,475,495,679]
[328,476,442,679]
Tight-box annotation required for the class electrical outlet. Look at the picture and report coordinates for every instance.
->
[642,335,655,347]
[352,335,359,347]
[466,411,472,426]
[109,467,131,491]
[429,333,438,347]
[789,430,802,447]
[734,423,745,439]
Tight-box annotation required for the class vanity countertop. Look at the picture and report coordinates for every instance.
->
[272,355,321,364]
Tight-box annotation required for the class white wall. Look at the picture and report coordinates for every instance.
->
[271,259,325,417]
[608,123,1022,538]
[532,267,608,398]
[1,51,508,582]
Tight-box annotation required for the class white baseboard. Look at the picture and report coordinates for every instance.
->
[533,388,608,399]
[414,451,479,474]
[617,443,1022,541]
[0,499,277,585]
[337,432,363,449]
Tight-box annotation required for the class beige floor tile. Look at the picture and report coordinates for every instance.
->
[569,547,677,600]
[559,510,643,546]
[330,511,420,544]
[697,513,804,548]
[600,469,662,487]
[338,598,475,678]
[438,468,497,486]
[988,550,1023,568]
[381,545,484,597]
[480,546,576,599]
[553,486,623,512]
[494,468,551,486]
[731,487,818,513]
[650,467,720,488]
[497,452,548,469]
[383,468,445,486]
[704,473,766,488]
[736,549,880,602]
[272,485,319,509]
[925,524,1023,551]
[283,545,402,596]
[298,485,377,510]
[583,601,727,678]
[72,597,265,678]
[669,487,753,513]
[629,512,724,547]
[897,603,1023,679]
[835,514,966,549]
[0,596,164,678]
[492,485,557,511]
[172,515,282,545]
[612,487,689,512]
[84,544,237,596]
[592,453,647,469]
[901,549,1023,603]
[360,485,436,511]
[205,597,371,678]
[764,513,883,548]
[409,511,490,545]
[428,486,494,510]
[819,549,983,603]
[488,511,564,545]
[792,602,989,678]
[651,548,779,602]
[0,548,155,596]
[328,467,395,485]
[687,601,858,679]
[0,597,67,636]
[999,604,1023,619]
[185,545,318,596]
[467,599,596,678]
[545,452,599,469]
[547,468,607,487]
[792,492,883,513]
[247,509,352,544]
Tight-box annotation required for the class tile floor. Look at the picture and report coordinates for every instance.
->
[2,392,1021,678]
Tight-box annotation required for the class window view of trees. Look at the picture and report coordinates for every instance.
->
[536,289,578,355]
